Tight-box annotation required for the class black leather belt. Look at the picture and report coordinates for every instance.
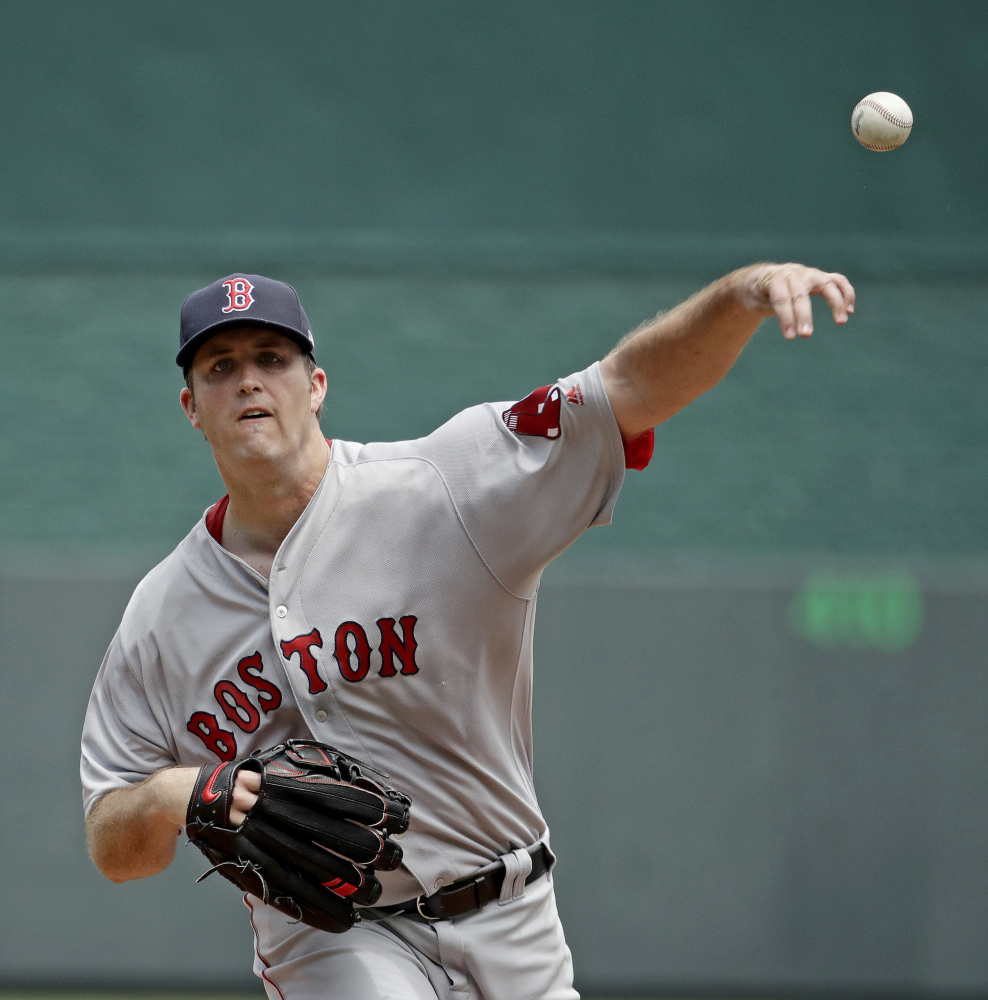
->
[361,843,552,922]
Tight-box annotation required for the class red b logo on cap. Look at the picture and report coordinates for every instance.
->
[221,278,254,313]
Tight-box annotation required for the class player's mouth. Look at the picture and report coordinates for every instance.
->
[238,409,272,421]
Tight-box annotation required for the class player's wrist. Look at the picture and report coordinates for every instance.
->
[149,766,201,829]
[732,263,779,315]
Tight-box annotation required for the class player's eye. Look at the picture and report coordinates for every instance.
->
[212,358,233,372]
[258,352,282,365]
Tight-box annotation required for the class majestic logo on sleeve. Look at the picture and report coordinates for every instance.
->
[502,385,562,439]
[221,277,255,313]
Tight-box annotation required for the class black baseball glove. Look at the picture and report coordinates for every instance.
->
[186,740,411,933]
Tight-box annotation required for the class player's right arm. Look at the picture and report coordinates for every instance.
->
[87,766,260,882]
[599,262,854,439]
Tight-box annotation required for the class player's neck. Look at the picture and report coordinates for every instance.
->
[216,435,330,578]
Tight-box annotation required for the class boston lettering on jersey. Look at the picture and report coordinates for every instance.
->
[186,617,421,760]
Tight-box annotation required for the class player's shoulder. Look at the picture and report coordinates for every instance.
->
[326,402,503,479]
[330,363,610,465]
[118,519,218,629]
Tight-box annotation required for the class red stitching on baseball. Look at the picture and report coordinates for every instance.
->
[860,99,911,129]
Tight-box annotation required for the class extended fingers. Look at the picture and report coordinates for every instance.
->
[763,266,804,340]
[761,265,855,339]
[819,272,856,323]
[788,270,816,339]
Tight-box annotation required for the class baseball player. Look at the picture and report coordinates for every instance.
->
[81,264,854,1000]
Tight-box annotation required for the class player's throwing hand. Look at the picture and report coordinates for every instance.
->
[741,263,856,340]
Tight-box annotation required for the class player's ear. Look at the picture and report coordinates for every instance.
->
[180,386,202,430]
[309,367,328,415]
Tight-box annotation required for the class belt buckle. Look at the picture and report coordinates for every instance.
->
[414,895,443,922]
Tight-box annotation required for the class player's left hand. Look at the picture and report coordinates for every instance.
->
[740,263,855,340]
[186,740,412,934]
[229,768,261,826]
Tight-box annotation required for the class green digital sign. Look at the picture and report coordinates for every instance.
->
[789,570,924,652]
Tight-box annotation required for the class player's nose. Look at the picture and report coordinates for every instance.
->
[236,363,263,394]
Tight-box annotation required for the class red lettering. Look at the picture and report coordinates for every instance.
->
[280,629,327,694]
[237,651,283,714]
[334,622,371,682]
[214,680,261,733]
[187,711,238,761]
[377,616,420,676]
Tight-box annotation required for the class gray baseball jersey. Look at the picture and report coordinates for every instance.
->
[81,361,635,912]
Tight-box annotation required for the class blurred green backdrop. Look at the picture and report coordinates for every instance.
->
[1,1,986,995]
[1,0,985,563]
[2,272,986,563]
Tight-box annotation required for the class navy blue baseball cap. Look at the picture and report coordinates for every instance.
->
[177,273,315,371]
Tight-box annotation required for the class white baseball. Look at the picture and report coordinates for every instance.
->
[851,92,913,151]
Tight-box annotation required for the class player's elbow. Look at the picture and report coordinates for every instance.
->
[85,798,176,883]
[87,835,129,883]
[96,861,133,885]
[88,840,172,884]
[86,825,129,883]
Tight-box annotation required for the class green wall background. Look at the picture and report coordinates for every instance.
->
[1,272,986,562]
[1,0,986,257]
[1,0,985,564]
[1,1,986,994]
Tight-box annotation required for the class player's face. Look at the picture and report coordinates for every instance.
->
[180,326,327,465]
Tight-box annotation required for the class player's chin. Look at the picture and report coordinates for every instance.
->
[224,422,287,458]
[234,415,283,438]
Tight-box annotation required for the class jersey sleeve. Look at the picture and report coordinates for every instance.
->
[413,361,627,596]
[80,628,176,815]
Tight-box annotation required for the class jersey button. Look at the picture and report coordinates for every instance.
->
[275,605,288,618]
[314,710,328,723]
